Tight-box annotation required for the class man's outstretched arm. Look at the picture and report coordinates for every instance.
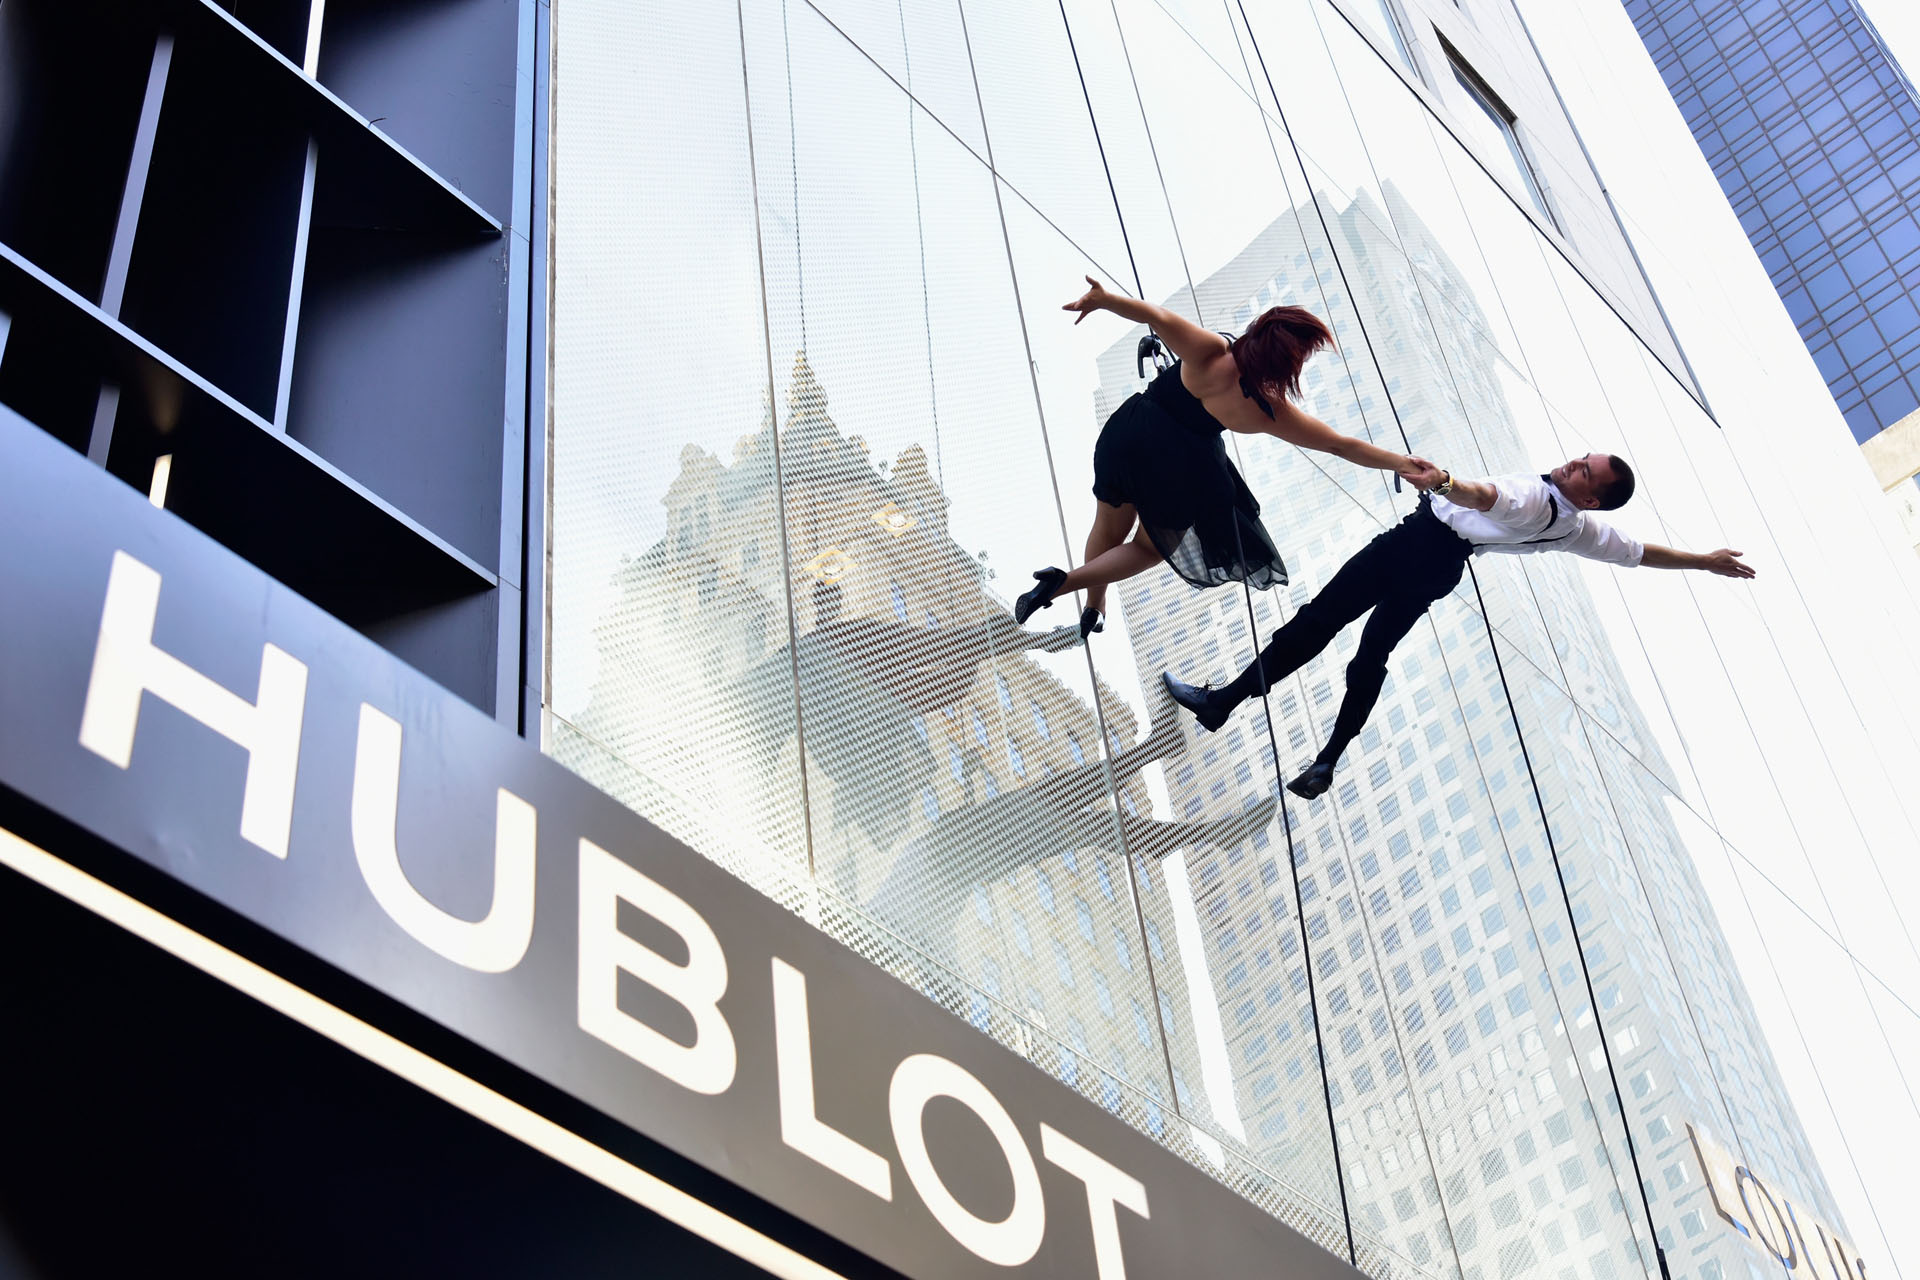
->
[1436,475,1499,511]
[1640,544,1755,578]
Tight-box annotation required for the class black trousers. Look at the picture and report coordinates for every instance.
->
[1226,504,1472,767]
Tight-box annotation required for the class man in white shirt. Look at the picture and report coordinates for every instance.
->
[1164,452,1754,798]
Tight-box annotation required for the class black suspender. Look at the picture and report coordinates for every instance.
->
[1427,477,1578,549]
[1508,474,1577,547]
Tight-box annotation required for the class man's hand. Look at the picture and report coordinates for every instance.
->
[1642,543,1756,576]
[1399,456,1444,490]
[1699,548,1754,579]
[1062,276,1118,325]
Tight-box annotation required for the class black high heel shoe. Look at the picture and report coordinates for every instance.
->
[1286,759,1336,800]
[1079,607,1104,642]
[1014,567,1067,624]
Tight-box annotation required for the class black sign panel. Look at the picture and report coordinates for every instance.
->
[0,410,1360,1280]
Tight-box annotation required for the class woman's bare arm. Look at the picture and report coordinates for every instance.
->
[1062,277,1231,370]
[1062,277,1440,485]
[1265,400,1441,486]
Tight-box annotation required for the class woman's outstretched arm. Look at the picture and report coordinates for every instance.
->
[1266,399,1441,487]
[1062,277,1231,371]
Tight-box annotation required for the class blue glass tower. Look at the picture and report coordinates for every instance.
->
[1625,0,1920,445]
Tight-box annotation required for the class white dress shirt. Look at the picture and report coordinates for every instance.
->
[1429,473,1644,568]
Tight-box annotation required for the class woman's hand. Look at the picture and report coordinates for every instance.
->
[1062,276,1117,325]
[1399,456,1444,489]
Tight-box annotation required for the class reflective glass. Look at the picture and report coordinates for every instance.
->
[1315,1,1528,367]
[804,0,987,156]
[1343,0,1418,77]
[1446,64,1555,230]
[549,3,811,885]
[546,4,1920,1276]
[964,0,1134,285]
[739,0,1190,1129]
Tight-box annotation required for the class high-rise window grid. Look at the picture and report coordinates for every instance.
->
[1627,0,1920,440]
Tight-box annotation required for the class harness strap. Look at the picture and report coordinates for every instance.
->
[1222,332,1276,420]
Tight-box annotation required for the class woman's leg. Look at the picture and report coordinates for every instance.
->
[1061,518,1160,612]
[1020,502,1158,623]
[1029,500,1139,612]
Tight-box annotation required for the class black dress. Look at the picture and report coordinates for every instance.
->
[1091,360,1288,590]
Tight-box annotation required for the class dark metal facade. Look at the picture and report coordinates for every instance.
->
[0,0,546,726]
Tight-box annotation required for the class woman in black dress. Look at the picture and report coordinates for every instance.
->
[1015,278,1440,636]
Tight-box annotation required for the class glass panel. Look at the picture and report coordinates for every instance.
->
[546,7,1920,1278]
[548,3,813,879]
[992,184,1240,1142]
[1127,0,1257,97]
[1106,0,1302,298]
[962,0,1134,282]
[1315,0,1527,368]
[1237,0,1388,228]
[1342,0,1419,77]
[1445,60,1554,229]
[738,0,1173,1096]
[1721,860,1911,1273]
[1577,720,1853,1280]
[803,0,987,156]
[1436,141,1603,425]
[1458,636,1676,1280]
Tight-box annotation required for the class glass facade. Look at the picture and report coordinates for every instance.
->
[1626,0,1920,443]
[547,3,1916,1276]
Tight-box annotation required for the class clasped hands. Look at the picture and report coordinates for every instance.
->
[1400,457,1445,490]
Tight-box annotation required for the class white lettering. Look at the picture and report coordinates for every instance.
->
[889,1053,1043,1266]
[577,839,735,1094]
[1040,1124,1149,1280]
[352,704,536,973]
[771,957,891,1200]
[79,550,307,857]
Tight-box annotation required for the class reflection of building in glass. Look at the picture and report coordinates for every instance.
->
[1099,186,1846,1279]
[1624,0,1920,526]
[547,2,1918,1276]
[561,351,1295,1142]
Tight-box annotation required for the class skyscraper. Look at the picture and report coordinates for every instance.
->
[1624,0,1920,529]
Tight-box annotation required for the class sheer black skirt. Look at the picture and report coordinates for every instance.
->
[1091,391,1288,591]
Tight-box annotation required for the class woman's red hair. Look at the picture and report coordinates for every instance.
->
[1232,305,1335,401]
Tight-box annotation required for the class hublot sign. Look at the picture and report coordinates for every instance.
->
[0,409,1356,1278]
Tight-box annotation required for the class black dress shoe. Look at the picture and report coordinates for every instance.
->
[1286,760,1335,800]
[1014,567,1067,624]
[1079,607,1104,641]
[1162,673,1232,733]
